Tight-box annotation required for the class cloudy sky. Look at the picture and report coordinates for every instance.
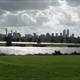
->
[0,0,80,36]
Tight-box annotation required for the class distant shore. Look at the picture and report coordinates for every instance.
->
[0,41,80,47]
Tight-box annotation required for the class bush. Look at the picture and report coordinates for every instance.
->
[0,53,7,56]
[52,51,62,55]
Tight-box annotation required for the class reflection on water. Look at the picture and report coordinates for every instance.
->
[0,47,80,55]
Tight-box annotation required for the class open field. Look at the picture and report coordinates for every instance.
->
[0,56,80,80]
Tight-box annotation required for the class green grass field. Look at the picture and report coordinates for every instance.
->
[0,56,80,80]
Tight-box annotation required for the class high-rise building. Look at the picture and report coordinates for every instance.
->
[71,34,74,38]
[32,33,38,42]
[60,33,62,37]
[66,29,69,37]
[63,29,66,37]
[52,33,54,37]
[56,33,58,37]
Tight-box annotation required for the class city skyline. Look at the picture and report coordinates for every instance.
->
[0,0,80,36]
[0,28,79,43]
[0,28,75,37]
[0,27,78,37]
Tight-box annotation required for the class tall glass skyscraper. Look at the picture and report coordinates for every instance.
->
[63,29,66,37]
[63,29,69,37]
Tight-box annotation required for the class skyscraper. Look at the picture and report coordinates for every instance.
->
[63,29,66,37]
[71,34,74,38]
[66,29,69,37]
[60,33,62,37]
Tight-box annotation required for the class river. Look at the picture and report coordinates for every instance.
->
[0,47,80,55]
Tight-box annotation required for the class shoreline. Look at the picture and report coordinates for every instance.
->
[0,41,80,47]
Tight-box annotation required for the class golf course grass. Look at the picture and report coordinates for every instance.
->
[0,55,80,80]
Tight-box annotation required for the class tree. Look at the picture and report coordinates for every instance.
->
[5,34,12,46]
[37,36,41,44]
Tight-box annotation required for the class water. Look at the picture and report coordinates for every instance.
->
[0,47,80,55]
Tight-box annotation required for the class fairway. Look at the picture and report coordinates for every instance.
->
[0,56,80,80]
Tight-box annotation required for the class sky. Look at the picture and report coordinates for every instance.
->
[0,0,80,36]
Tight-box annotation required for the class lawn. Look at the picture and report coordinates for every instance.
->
[0,55,80,80]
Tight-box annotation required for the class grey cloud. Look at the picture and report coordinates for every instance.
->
[0,0,63,11]
[67,0,80,6]
[59,13,75,26]
[0,9,5,15]
[0,0,51,11]
[0,0,80,11]
[0,15,36,26]
[50,0,60,6]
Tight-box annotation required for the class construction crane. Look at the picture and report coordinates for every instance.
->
[0,27,8,36]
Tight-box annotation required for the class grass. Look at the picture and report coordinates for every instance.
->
[0,55,80,80]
